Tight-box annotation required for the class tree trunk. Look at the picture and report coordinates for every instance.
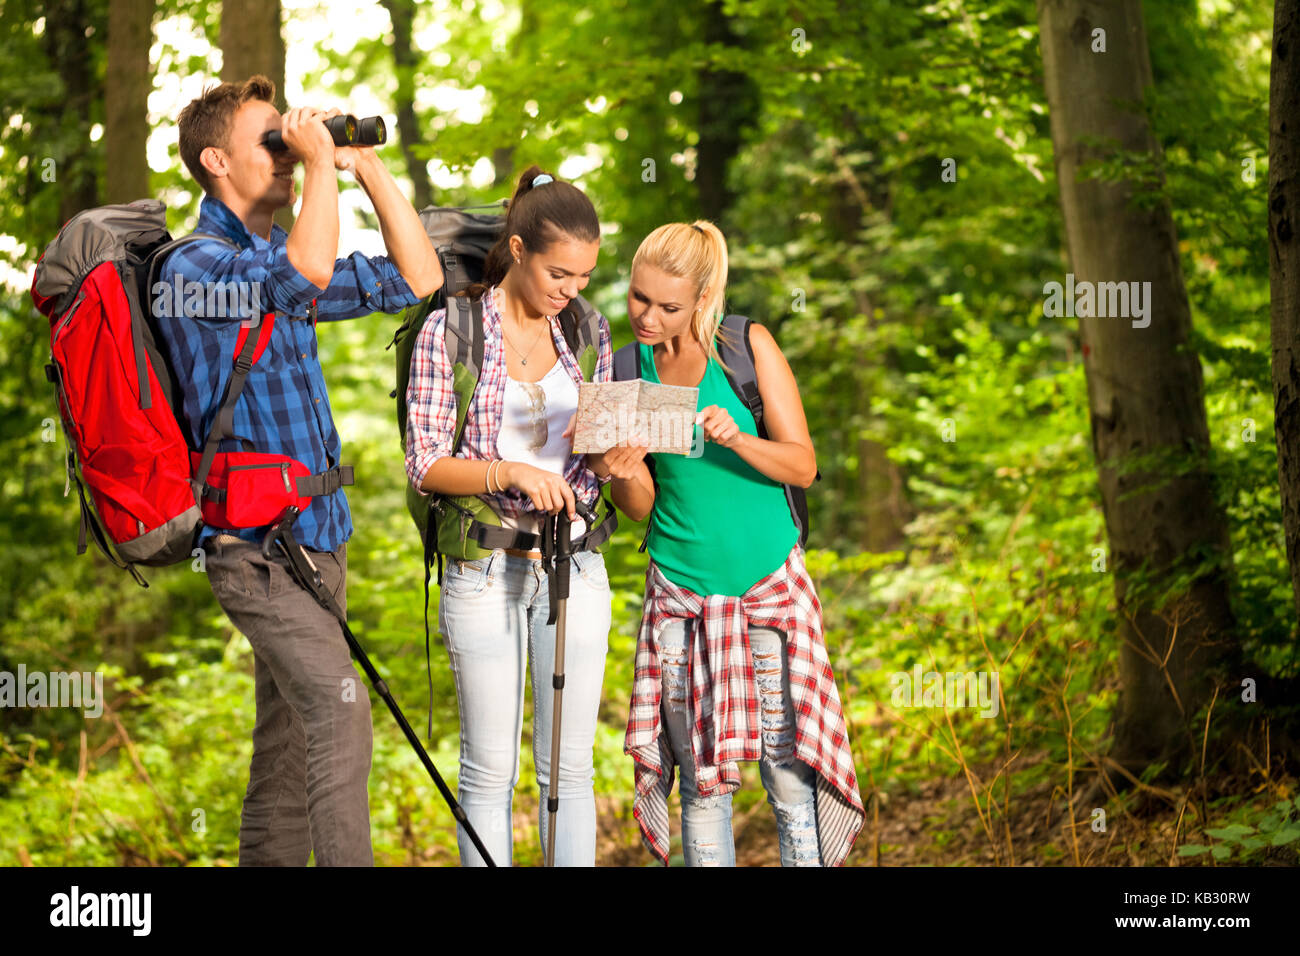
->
[43,0,99,221]
[221,0,291,228]
[492,146,514,190]
[859,436,911,552]
[380,0,433,210]
[696,1,756,221]
[1270,0,1300,618]
[220,0,286,109]
[104,0,153,203]
[1037,0,1237,776]
[826,121,911,551]
[491,0,537,191]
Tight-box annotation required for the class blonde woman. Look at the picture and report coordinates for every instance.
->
[611,221,865,866]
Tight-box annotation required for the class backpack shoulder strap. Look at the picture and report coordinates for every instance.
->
[443,293,485,451]
[439,249,472,299]
[612,342,639,382]
[443,291,482,372]
[716,314,765,434]
[559,295,602,381]
[143,235,240,406]
[715,315,816,548]
[184,232,277,502]
[147,232,238,293]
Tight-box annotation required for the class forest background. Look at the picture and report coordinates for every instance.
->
[1,0,1297,867]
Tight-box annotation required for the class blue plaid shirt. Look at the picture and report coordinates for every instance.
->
[154,195,419,552]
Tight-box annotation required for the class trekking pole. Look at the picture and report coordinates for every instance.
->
[540,496,598,867]
[261,507,497,867]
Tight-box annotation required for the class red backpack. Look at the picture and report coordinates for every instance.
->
[31,199,346,585]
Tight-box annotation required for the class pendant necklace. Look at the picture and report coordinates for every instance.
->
[499,289,550,366]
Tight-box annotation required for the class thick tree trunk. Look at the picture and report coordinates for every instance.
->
[220,0,286,108]
[104,0,153,204]
[380,0,433,210]
[1037,0,1237,776]
[221,0,291,228]
[43,0,99,221]
[1270,0,1300,617]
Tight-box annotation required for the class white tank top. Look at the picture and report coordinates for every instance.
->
[497,360,587,540]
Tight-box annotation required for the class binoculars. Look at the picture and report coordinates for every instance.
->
[262,114,386,152]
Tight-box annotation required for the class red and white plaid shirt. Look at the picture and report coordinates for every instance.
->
[404,286,612,517]
[625,544,865,866]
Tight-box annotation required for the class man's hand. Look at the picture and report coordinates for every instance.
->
[283,107,343,289]
[280,107,339,168]
[334,144,375,173]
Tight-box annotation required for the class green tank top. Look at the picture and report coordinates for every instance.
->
[641,339,798,597]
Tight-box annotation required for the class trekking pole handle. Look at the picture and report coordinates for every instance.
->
[262,506,302,560]
[574,497,597,527]
[556,508,574,561]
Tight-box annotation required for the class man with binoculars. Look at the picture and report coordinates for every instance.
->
[155,75,441,866]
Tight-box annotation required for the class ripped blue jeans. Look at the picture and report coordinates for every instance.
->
[658,621,822,866]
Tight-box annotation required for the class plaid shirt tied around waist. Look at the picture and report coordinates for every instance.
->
[625,544,865,866]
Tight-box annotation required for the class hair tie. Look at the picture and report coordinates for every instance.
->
[532,174,554,187]
[691,224,704,234]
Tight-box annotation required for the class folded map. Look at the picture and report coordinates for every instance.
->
[571,378,699,456]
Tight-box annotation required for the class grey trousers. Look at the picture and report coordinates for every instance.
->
[205,534,374,866]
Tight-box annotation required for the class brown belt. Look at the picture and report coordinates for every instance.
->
[504,547,543,560]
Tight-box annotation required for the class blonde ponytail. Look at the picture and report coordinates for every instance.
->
[632,219,731,368]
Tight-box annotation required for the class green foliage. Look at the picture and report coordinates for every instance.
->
[1179,796,1300,864]
[0,0,1289,866]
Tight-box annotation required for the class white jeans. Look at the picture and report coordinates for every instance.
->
[439,548,611,866]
